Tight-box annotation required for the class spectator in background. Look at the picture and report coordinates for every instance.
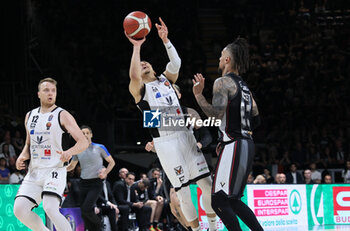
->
[335,139,347,166]
[95,180,122,231]
[118,168,129,181]
[279,150,292,171]
[274,173,281,184]
[140,173,148,180]
[310,162,322,184]
[247,172,254,184]
[253,175,266,184]
[133,178,157,230]
[114,172,151,231]
[323,174,333,184]
[279,173,287,184]
[263,168,274,184]
[342,160,350,183]
[291,142,305,166]
[0,157,10,183]
[322,146,336,168]
[302,169,314,184]
[0,131,16,158]
[9,170,25,184]
[0,142,16,172]
[12,130,24,155]
[147,168,165,231]
[286,163,303,184]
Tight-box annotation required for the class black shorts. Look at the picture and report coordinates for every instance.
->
[212,139,255,199]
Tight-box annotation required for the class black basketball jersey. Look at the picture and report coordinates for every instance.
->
[218,73,253,141]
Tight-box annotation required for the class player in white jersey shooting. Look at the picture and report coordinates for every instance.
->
[14,77,89,231]
[125,18,217,231]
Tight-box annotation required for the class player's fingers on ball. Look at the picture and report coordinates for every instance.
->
[192,79,196,85]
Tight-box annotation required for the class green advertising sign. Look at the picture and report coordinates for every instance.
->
[0,184,46,231]
[307,184,350,226]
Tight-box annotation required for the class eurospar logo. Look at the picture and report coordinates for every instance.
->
[333,186,350,223]
[143,109,221,128]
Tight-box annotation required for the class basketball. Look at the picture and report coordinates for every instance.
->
[123,11,152,39]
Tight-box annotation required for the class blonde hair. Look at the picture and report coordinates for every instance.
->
[38,77,57,91]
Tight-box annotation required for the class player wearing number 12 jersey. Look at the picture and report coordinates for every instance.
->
[193,38,263,231]
[14,78,88,231]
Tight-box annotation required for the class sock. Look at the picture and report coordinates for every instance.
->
[192,225,201,231]
[153,221,158,228]
[208,217,217,231]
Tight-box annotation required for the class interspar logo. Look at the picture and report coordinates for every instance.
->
[333,186,350,223]
[253,189,289,216]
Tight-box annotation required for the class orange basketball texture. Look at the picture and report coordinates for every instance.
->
[123,11,152,39]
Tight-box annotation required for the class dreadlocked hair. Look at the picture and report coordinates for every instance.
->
[225,37,250,75]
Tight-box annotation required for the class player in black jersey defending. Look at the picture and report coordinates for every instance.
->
[193,38,263,231]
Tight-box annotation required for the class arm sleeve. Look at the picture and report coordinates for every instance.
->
[164,41,181,74]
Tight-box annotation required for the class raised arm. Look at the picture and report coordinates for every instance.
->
[125,32,146,103]
[193,74,236,120]
[155,17,181,83]
[16,112,31,170]
[57,110,89,162]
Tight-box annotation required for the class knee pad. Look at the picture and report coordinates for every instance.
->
[197,177,215,214]
[176,187,197,222]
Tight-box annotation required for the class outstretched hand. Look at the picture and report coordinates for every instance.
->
[124,31,146,46]
[155,17,169,43]
[192,73,205,96]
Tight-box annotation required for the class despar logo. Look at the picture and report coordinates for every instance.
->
[143,109,161,128]
[333,187,350,217]
[4,185,13,197]
[289,189,302,215]
[308,184,324,226]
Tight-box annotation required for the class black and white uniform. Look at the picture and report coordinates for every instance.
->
[137,74,210,191]
[16,107,68,206]
[212,73,256,198]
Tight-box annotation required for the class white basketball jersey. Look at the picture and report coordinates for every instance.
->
[137,74,187,137]
[27,106,66,169]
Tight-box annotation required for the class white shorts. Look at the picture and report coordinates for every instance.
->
[154,131,210,191]
[16,167,67,206]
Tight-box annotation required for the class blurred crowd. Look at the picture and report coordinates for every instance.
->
[1,1,350,180]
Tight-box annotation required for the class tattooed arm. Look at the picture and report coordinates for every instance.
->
[251,95,259,116]
[193,73,237,120]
